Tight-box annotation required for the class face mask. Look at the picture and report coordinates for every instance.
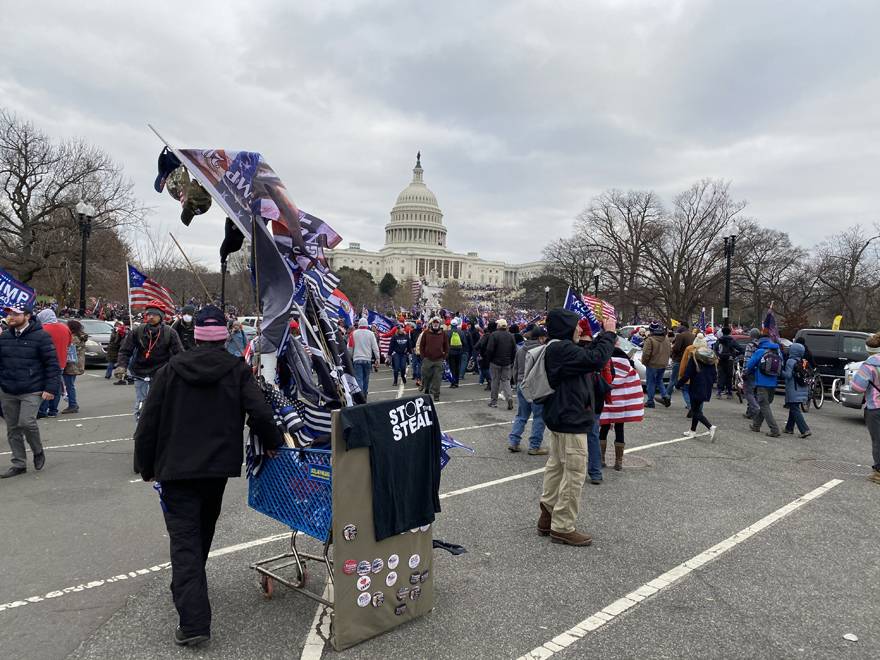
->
[183,314,193,323]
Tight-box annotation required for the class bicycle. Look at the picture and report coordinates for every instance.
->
[800,366,824,412]
[733,358,745,404]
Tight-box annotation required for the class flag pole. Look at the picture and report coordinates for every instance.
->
[168,232,211,302]
[125,263,134,328]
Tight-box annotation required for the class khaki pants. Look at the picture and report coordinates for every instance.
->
[540,430,588,533]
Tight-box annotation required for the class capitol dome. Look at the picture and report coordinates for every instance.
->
[385,152,447,248]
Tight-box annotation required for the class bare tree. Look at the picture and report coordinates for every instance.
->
[575,189,663,317]
[642,179,746,322]
[0,108,144,283]
[815,224,880,329]
[542,234,596,294]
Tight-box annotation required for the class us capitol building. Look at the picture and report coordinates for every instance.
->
[327,154,545,289]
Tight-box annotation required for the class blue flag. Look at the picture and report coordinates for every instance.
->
[0,269,36,317]
[367,309,394,333]
[563,287,601,335]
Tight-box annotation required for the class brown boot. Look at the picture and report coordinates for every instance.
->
[614,443,624,471]
[537,502,552,536]
[550,529,592,546]
[869,470,880,485]
[600,439,607,468]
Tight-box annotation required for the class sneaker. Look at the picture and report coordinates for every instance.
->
[766,431,781,438]
[783,429,794,434]
[0,467,26,478]
[46,412,58,418]
[750,426,762,433]
[743,412,754,419]
[33,452,45,471]
[798,431,812,439]
[589,478,602,485]
[682,430,696,437]
[550,529,592,546]
[61,407,79,414]
[113,380,127,385]
[36,412,48,419]
[508,444,521,453]
[507,398,514,410]
[645,403,656,408]
[488,402,497,408]
[709,426,717,442]
[527,447,549,456]
[174,626,210,647]
[661,397,671,408]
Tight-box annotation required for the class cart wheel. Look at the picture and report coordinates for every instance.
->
[259,574,274,599]
[291,565,306,588]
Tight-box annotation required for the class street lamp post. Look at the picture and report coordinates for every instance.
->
[544,286,550,313]
[593,271,601,298]
[722,235,736,327]
[76,201,96,316]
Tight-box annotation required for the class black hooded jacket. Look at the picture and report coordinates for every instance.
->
[134,344,282,481]
[542,309,616,434]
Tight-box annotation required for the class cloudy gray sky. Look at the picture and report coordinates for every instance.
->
[1,1,877,268]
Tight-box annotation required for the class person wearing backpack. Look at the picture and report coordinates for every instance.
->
[850,331,880,485]
[114,303,184,421]
[782,341,811,438]
[537,308,616,547]
[508,326,549,454]
[446,320,466,389]
[744,332,783,437]
[714,326,743,398]
[677,346,718,440]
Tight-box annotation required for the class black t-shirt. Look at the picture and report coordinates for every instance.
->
[341,395,441,541]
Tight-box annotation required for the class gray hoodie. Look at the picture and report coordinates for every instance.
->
[36,309,59,324]
[514,338,542,383]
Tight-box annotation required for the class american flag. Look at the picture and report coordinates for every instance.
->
[763,307,779,342]
[292,397,333,438]
[128,264,175,313]
[411,279,422,305]
[582,294,617,324]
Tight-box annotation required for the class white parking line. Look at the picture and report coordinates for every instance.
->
[0,436,132,456]
[56,413,132,423]
[516,478,844,660]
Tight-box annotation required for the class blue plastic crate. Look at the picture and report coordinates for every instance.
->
[248,447,333,542]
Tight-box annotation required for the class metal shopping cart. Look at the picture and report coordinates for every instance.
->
[248,446,334,605]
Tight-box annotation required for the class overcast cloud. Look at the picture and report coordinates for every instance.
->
[1,0,877,267]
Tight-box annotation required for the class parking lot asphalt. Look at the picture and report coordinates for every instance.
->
[1,366,877,659]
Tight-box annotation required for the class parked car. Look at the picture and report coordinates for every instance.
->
[793,329,870,384]
[618,336,673,390]
[64,319,115,366]
[238,315,262,328]
[838,360,867,414]
[617,325,648,340]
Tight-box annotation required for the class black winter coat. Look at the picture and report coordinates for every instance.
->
[678,357,717,403]
[171,319,196,351]
[117,323,183,377]
[541,309,616,434]
[486,330,518,366]
[0,320,61,395]
[134,344,282,481]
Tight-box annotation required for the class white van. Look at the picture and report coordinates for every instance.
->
[238,316,262,328]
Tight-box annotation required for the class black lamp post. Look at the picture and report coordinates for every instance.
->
[544,286,550,313]
[722,235,736,327]
[593,271,600,298]
[76,201,96,316]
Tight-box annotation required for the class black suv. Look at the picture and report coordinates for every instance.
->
[793,329,870,383]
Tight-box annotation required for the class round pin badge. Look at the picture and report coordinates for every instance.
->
[410,586,422,601]
[409,572,420,585]
[395,603,407,616]
[371,558,384,574]
[387,554,399,570]
[371,591,385,607]
[357,592,371,607]
[343,524,358,542]
[356,560,371,576]
[419,524,430,532]
[385,571,398,587]
[408,554,420,569]
[342,559,358,575]
[356,575,371,592]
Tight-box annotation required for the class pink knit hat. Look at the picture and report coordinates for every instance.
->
[194,305,229,341]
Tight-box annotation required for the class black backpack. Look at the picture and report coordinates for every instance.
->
[792,359,807,387]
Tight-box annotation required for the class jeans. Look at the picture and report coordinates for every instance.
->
[105,362,114,378]
[664,362,680,398]
[479,365,491,385]
[753,387,780,433]
[743,373,759,417]
[391,353,408,384]
[508,386,546,449]
[412,355,422,381]
[784,403,810,434]
[134,378,152,420]
[161,478,228,637]
[447,353,462,386]
[459,350,470,379]
[866,408,880,471]
[690,400,712,431]
[38,372,62,416]
[489,363,512,403]
[0,390,43,469]
[645,366,666,404]
[353,360,372,398]
[62,374,78,409]
[586,418,602,481]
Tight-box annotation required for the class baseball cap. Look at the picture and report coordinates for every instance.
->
[3,301,34,315]
[154,147,181,193]
[180,181,212,226]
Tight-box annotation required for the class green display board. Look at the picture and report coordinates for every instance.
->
[330,409,435,651]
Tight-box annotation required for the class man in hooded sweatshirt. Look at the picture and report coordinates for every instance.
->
[134,305,281,647]
[538,308,616,547]
[744,332,784,437]
[171,304,197,350]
